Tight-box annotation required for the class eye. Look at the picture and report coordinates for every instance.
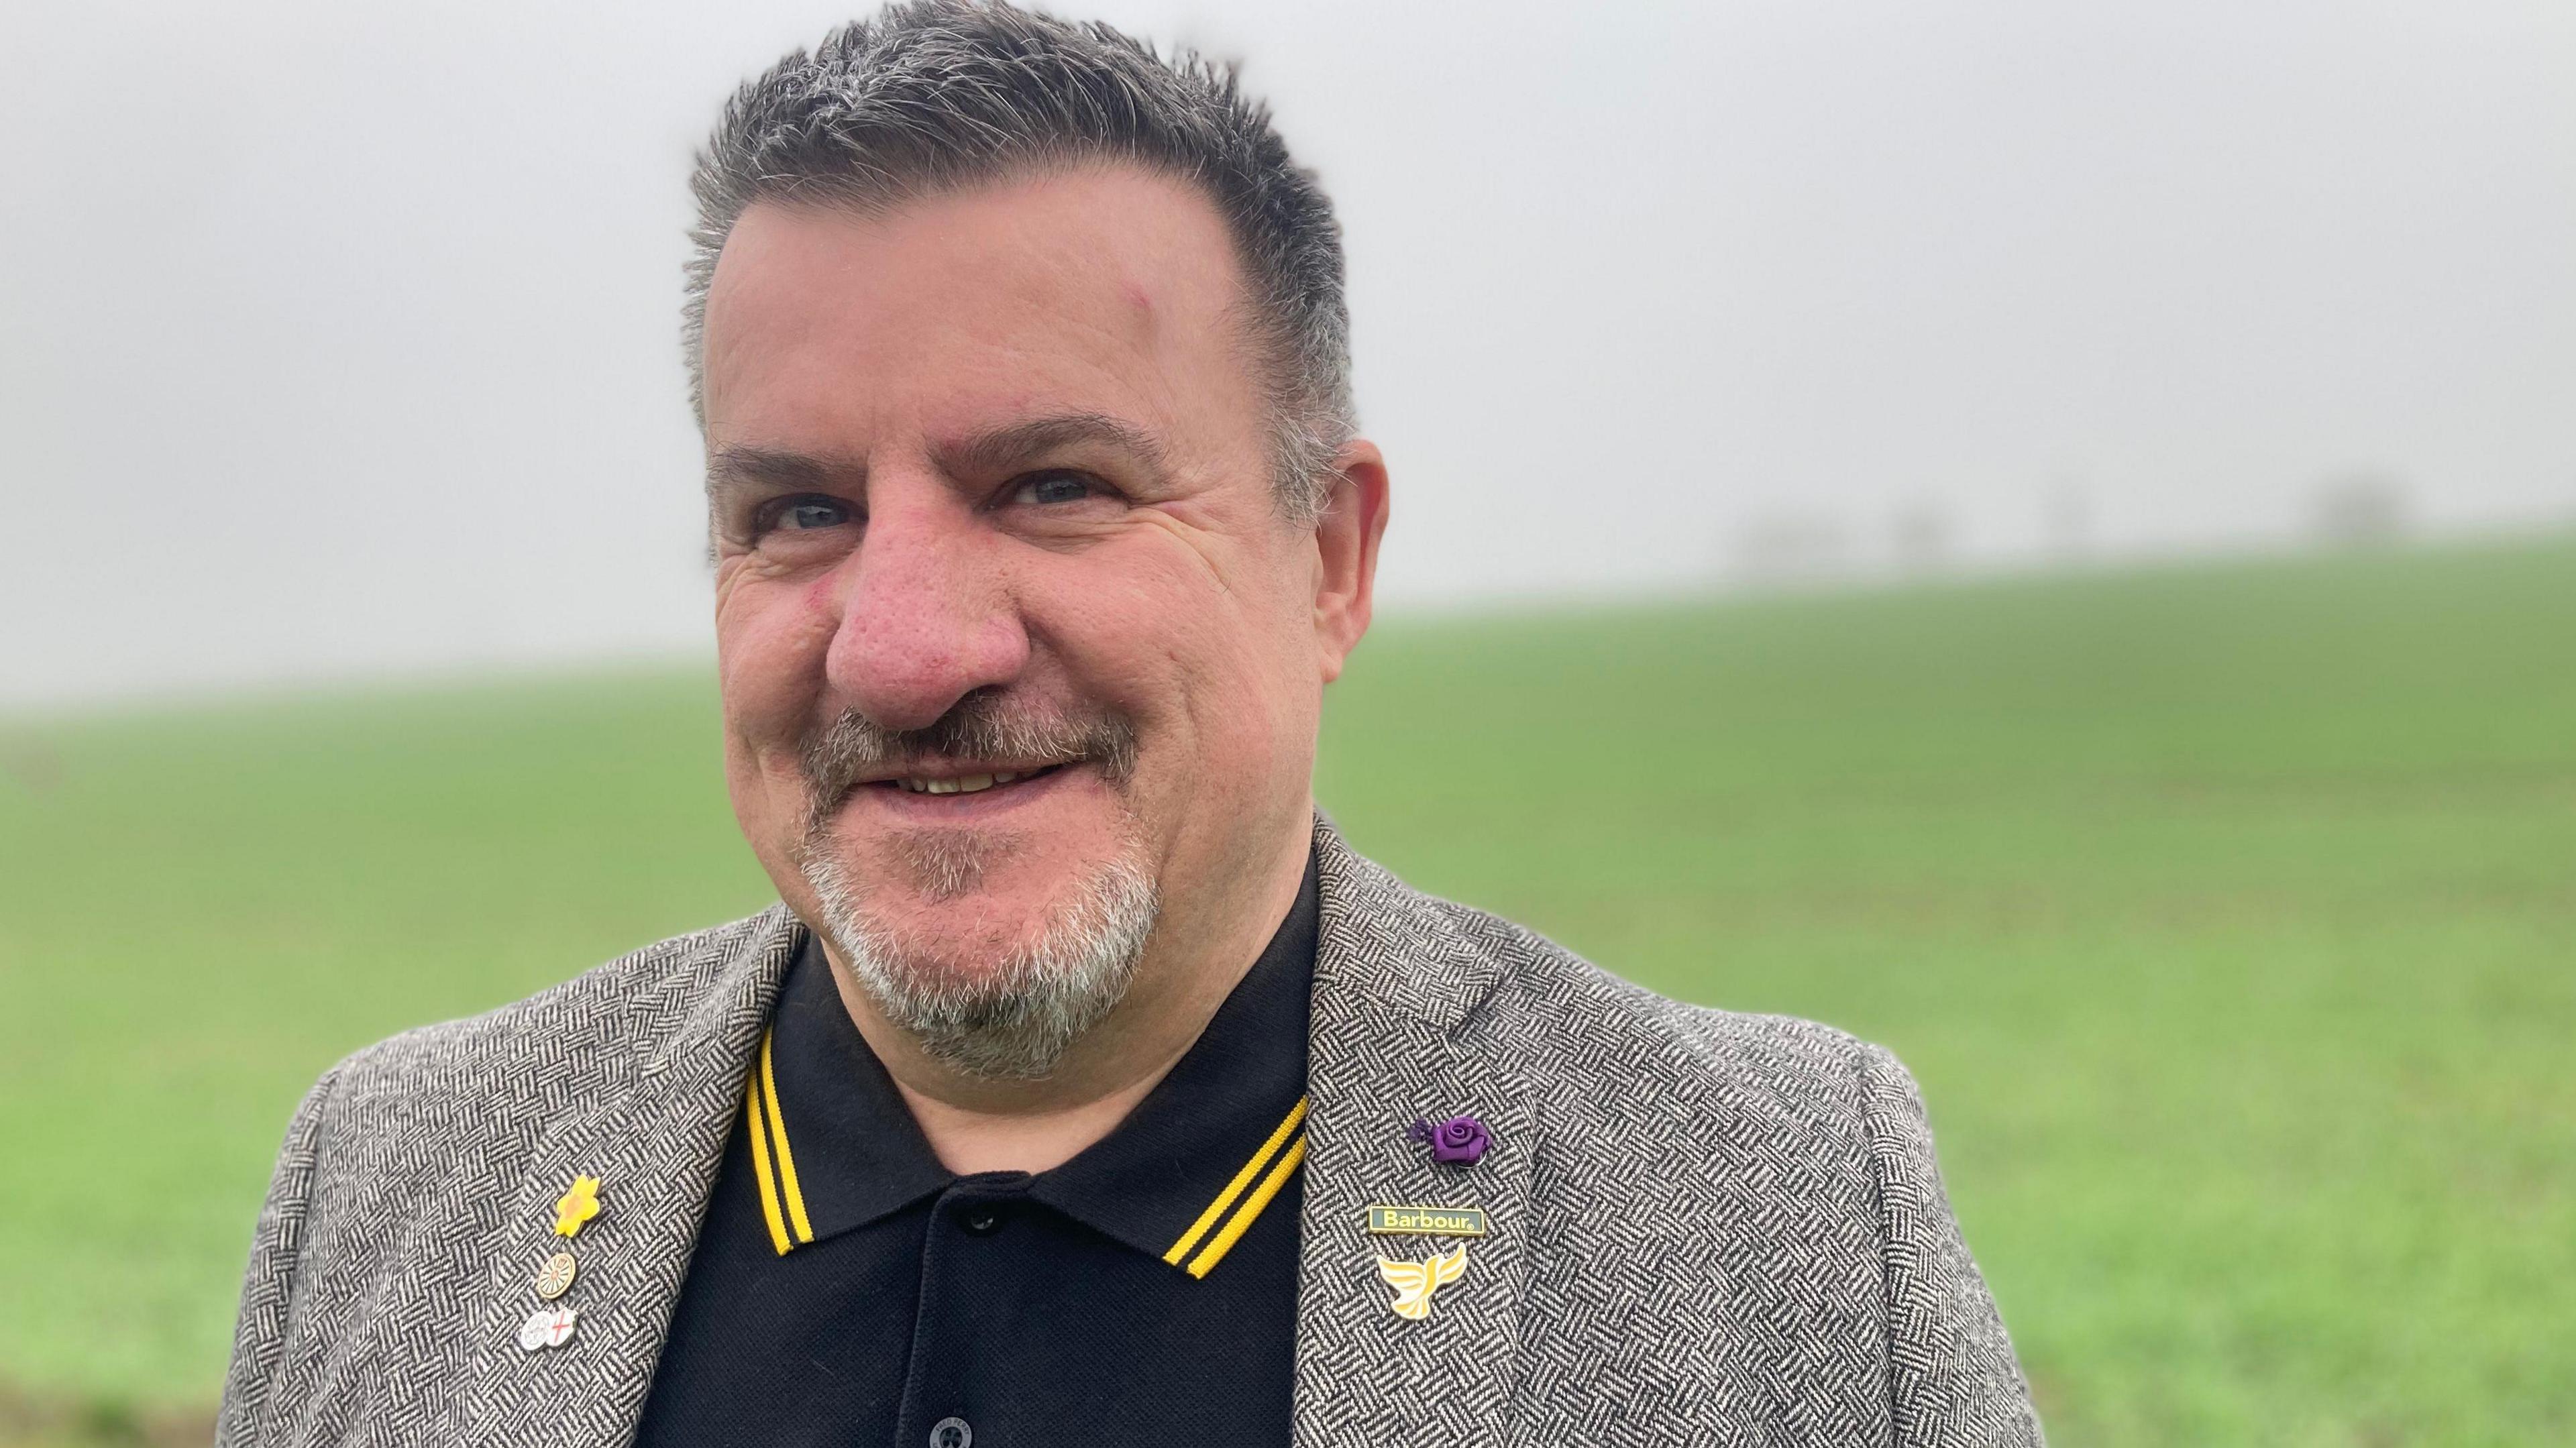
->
[769,496,852,531]
[1011,470,1102,507]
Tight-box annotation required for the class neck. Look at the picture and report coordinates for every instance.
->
[819,816,1312,1175]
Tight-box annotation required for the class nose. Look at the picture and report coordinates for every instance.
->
[822,489,1031,732]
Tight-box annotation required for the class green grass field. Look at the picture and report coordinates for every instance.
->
[4,537,2571,1445]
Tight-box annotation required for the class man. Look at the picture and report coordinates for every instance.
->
[219,3,2042,1444]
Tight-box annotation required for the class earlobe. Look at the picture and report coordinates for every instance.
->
[1309,439,1390,682]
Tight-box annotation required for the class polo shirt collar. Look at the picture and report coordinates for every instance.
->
[746,938,952,1249]
[750,854,1318,1275]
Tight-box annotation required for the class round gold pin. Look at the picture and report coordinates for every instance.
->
[534,1251,578,1300]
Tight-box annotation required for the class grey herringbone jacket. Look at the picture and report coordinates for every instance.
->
[219,820,2043,1446]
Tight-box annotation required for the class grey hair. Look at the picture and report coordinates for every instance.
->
[684,0,1354,522]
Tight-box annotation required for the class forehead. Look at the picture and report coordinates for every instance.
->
[700,166,1265,452]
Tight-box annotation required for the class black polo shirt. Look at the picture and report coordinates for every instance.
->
[637,860,1316,1448]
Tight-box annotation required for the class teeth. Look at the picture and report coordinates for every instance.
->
[896,771,1027,795]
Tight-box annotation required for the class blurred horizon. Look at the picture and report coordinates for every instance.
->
[3,520,2567,723]
[5,0,2572,710]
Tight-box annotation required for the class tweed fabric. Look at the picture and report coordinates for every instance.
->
[218,818,2042,1446]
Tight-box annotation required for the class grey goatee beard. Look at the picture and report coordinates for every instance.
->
[792,698,1157,1081]
[802,844,1159,1081]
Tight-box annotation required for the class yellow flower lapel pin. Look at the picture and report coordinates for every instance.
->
[552,1175,602,1238]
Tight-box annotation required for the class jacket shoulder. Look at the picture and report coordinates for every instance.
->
[1423,901,2043,1443]
[218,907,798,1446]
[315,905,788,1117]
[1429,895,1885,1137]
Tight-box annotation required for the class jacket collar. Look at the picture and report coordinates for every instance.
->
[1293,816,1532,1447]
[461,813,1525,1448]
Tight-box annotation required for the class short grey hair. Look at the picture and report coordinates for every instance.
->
[685,0,1354,521]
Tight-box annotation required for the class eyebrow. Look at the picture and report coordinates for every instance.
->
[934,411,1172,485]
[704,410,1174,508]
[704,445,865,501]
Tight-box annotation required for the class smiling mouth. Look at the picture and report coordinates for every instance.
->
[876,762,1073,797]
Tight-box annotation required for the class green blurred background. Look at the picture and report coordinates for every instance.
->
[3,536,2572,1445]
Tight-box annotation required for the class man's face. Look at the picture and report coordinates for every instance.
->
[700,166,1375,1060]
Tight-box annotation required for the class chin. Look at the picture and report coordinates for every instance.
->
[796,824,1163,1079]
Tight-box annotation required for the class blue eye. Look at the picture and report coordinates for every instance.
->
[777,498,849,530]
[1020,472,1094,506]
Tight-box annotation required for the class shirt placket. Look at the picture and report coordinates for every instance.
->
[896,1174,1035,1448]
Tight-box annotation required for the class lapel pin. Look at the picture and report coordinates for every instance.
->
[1409,1115,1491,1166]
[1365,1204,1489,1237]
[517,1305,580,1352]
[552,1175,602,1238]
[533,1251,578,1301]
[1377,1243,1470,1321]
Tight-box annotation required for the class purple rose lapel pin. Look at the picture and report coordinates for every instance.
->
[1409,1113,1491,1166]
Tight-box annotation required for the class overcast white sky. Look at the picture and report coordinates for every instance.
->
[3,0,2570,708]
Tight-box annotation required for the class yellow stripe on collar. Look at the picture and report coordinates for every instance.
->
[1186,1129,1305,1279]
[745,1027,816,1256]
[758,1029,816,1246]
[1163,1095,1309,1270]
[745,1061,792,1256]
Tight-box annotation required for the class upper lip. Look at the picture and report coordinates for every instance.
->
[851,759,1078,786]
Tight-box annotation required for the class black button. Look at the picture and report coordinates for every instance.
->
[959,1206,1004,1235]
[930,1416,972,1448]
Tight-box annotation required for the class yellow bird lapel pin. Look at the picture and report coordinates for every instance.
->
[1376,1241,1470,1321]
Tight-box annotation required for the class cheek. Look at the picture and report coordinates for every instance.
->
[716,576,839,781]
[1038,541,1305,763]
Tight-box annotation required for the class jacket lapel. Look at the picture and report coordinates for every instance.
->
[1295,820,1532,1447]
[461,906,802,1448]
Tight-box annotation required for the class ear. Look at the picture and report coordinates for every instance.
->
[1310,438,1390,683]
